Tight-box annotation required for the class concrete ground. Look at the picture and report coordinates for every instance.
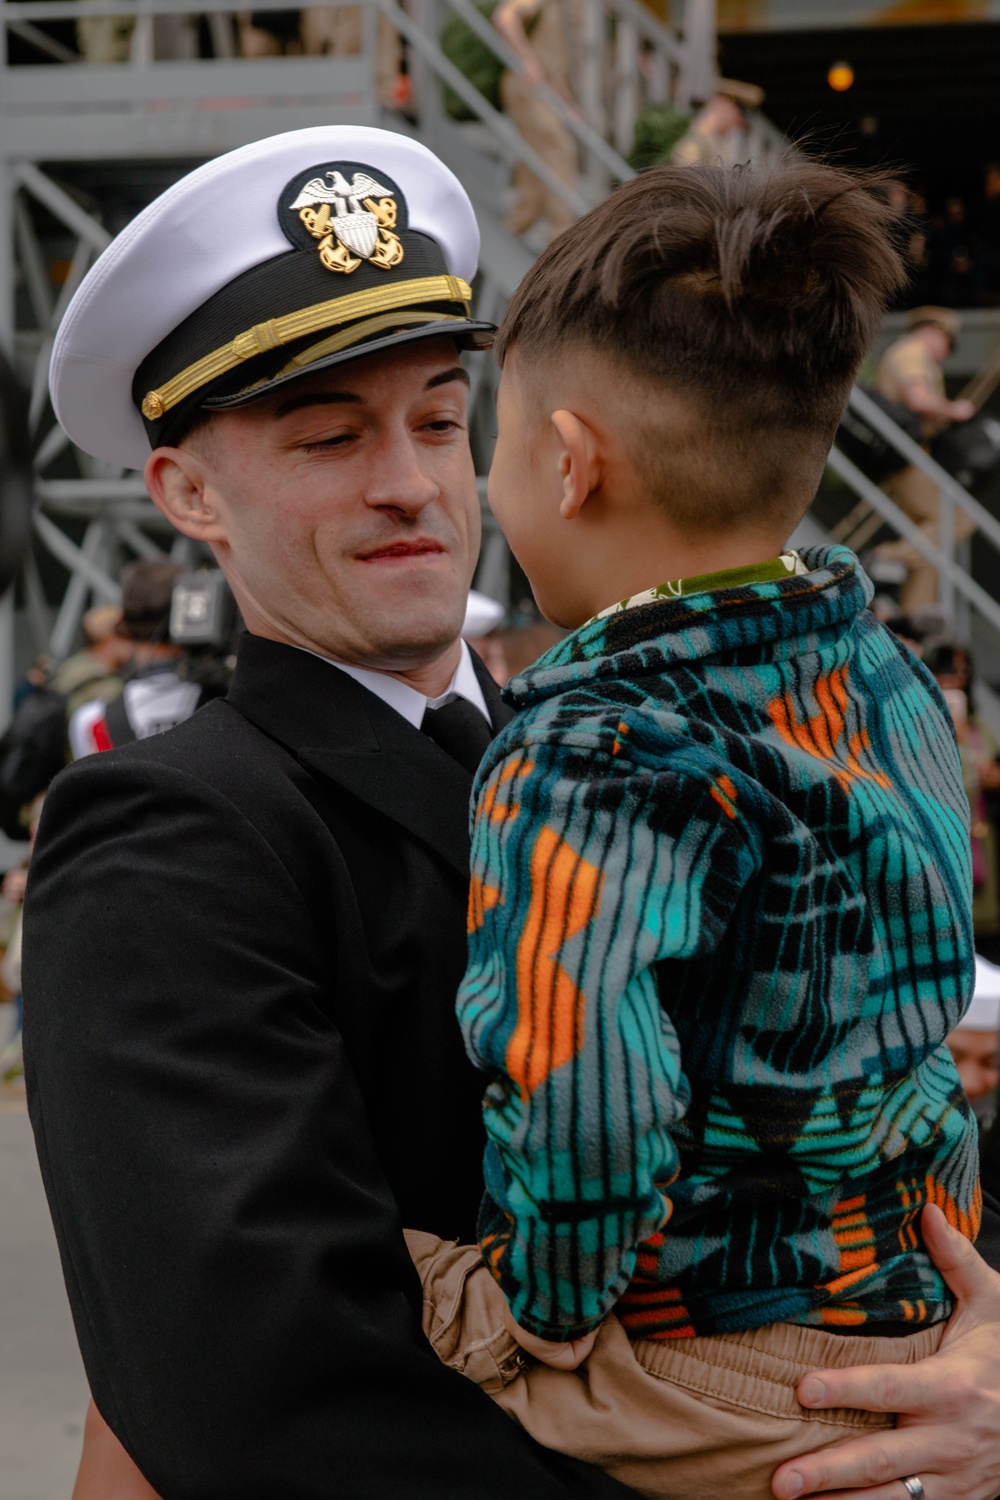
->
[0,1086,88,1500]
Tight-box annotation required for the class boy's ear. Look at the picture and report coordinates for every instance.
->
[144,446,226,543]
[551,409,602,521]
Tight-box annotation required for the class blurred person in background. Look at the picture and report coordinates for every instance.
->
[297,5,403,105]
[671,81,763,169]
[236,7,302,54]
[493,0,579,242]
[462,587,508,685]
[873,306,975,610]
[76,5,135,63]
[948,955,1000,1124]
[0,793,44,1086]
[925,637,1000,964]
[51,602,132,717]
[950,955,1000,1203]
[69,559,200,756]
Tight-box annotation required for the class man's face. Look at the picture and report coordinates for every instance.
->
[948,1030,1000,1102]
[920,325,952,365]
[171,338,480,671]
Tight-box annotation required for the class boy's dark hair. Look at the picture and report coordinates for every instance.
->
[496,161,908,529]
[120,558,184,643]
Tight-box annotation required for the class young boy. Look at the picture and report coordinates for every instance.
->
[407,160,981,1497]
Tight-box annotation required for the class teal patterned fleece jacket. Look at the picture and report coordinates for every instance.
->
[459,545,980,1343]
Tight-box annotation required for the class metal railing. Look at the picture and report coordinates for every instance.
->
[824,387,1000,733]
[836,386,1000,624]
[0,0,797,679]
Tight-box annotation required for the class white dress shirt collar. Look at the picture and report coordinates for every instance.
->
[302,638,491,731]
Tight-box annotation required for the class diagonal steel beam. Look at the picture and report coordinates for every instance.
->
[827,444,1000,639]
[848,385,1000,561]
[13,164,111,255]
[33,511,121,602]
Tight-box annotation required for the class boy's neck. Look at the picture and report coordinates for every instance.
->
[584,534,793,620]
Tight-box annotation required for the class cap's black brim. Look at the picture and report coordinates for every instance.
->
[203,318,496,411]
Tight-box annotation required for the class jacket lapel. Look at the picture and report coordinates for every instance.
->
[471,651,515,733]
[300,713,475,878]
[226,634,508,880]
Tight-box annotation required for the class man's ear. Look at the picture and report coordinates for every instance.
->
[144,447,226,543]
[550,409,601,521]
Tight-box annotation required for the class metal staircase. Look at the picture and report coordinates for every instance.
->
[0,0,738,699]
[3,0,994,725]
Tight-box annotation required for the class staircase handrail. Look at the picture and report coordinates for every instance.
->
[847,384,1000,560]
[603,0,682,65]
[438,0,635,186]
[2,0,296,21]
[827,442,1000,641]
[372,0,590,216]
[2,0,592,218]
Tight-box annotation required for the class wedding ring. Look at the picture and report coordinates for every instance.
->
[901,1478,925,1500]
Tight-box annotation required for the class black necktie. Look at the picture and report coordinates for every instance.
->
[421,697,493,774]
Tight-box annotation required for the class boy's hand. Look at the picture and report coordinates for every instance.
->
[502,1302,599,1370]
[771,1205,1000,1500]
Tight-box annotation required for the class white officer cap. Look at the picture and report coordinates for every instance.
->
[957,955,1000,1031]
[50,125,494,470]
[462,589,504,638]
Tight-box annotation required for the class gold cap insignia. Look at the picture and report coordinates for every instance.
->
[284,166,405,275]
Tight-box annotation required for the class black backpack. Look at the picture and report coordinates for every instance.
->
[835,386,924,484]
[0,686,70,836]
[931,414,1000,496]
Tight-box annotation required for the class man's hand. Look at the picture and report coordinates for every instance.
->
[899,380,974,426]
[501,1301,599,1370]
[771,1204,1000,1499]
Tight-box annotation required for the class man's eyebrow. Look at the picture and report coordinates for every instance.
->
[425,367,470,391]
[273,390,365,417]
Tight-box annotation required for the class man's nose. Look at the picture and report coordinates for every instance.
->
[362,430,440,515]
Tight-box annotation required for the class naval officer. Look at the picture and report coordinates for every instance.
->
[22,125,1000,1500]
[26,124,631,1500]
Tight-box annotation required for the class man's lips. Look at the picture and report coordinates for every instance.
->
[358,540,446,562]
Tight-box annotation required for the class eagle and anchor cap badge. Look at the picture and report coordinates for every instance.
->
[282,162,407,273]
[49,126,495,468]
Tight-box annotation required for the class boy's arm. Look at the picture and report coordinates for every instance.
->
[459,734,759,1342]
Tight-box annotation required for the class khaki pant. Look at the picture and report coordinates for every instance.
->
[500,71,578,240]
[77,11,134,61]
[406,1231,944,1500]
[874,462,976,613]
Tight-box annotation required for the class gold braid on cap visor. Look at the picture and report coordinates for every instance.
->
[140,275,472,420]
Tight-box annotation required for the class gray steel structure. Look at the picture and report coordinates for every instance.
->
[4,0,993,733]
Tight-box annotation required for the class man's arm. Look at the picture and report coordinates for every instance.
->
[771,1205,1000,1500]
[898,376,974,425]
[23,751,633,1500]
[461,737,757,1342]
[493,0,545,85]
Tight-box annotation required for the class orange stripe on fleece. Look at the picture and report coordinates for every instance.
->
[768,666,891,791]
[506,827,604,1097]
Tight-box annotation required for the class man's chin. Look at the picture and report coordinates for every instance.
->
[371,620,467,665]
[338,599,468,666]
